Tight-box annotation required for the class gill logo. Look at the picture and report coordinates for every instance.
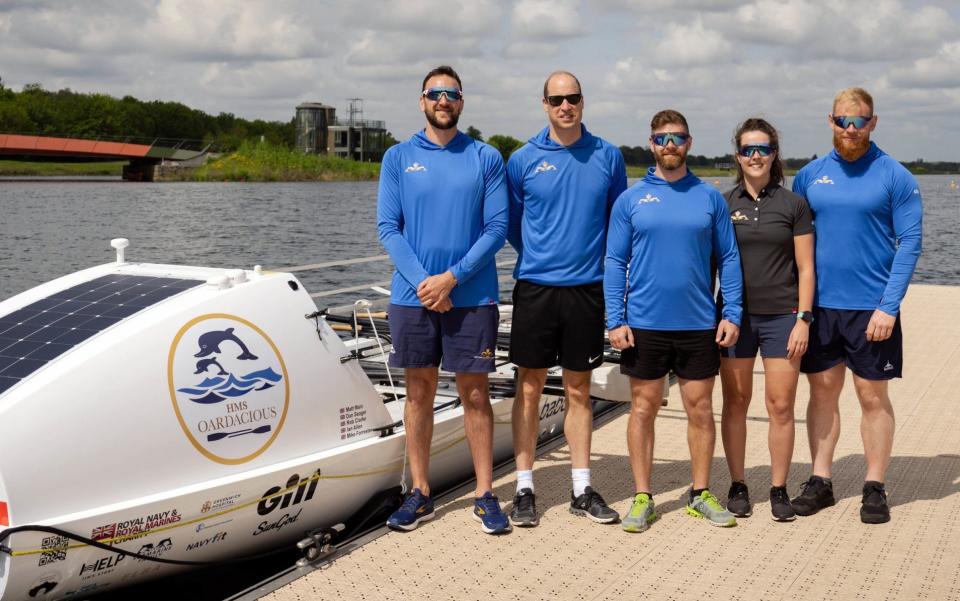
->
[637,194,660,204]
[813,175,834,185]
[405,162,427,173]
[731,210,749,222]
[534,161,557,174]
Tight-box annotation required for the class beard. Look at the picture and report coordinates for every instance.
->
[655,149,685,171]
[426,108,460,130]
[833,132,871,162]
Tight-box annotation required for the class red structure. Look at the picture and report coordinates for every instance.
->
[0,133,154,159]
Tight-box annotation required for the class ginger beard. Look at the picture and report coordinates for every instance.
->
[833,130,871,162]
[654,141,687,171]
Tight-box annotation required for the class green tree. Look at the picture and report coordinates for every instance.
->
[486,134,522,163]
[465,125,483,142]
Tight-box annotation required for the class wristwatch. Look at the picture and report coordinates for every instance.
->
[796,311,814,324]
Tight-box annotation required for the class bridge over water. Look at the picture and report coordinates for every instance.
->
[0,132,210,180]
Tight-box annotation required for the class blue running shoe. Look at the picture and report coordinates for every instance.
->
[473,491,512,534]
[386,488,435,531]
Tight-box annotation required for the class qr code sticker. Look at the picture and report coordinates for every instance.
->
[38,535,68,566]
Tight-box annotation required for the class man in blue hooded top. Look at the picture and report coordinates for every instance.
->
[506,71,628,528]
[377,65,510,535]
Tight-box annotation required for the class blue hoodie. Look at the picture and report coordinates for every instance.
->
[377,130,508,307]
[604,168,743,330]
[507,126,627,285]
[792,142,922,315]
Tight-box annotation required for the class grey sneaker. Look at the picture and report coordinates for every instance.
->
[686,489,737,527]
[510,488,539,527]
[726,481,752,517]
[570,486,620,524]
[622,493,659,533]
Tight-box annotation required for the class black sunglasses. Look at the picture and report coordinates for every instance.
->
[545,93,583,107]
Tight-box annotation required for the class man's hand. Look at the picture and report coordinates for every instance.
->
[786,320,809,359]
[417,271,457,310]
[608,325,634,351]
[715,319,740,348]
[866,309,896,342]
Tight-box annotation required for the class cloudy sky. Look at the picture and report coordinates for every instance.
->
[1,0,958,161]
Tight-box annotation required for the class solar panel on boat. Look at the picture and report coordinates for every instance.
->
[0,274,202,394]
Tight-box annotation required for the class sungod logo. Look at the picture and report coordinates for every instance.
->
[405,162,427,173]
[813,175,834,185]
[257,469,321,515]
[637,193,660,204]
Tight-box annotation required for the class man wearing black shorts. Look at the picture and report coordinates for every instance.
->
[791,87,922,523]
[378,66,511,534]
[605,109,743,531]
[505,71,627,526]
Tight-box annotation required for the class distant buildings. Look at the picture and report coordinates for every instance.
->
[295,99,387,161]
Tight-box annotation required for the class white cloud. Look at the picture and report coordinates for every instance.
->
[510,0,586,39]
[653,18,733,66]
[888,41,960,88]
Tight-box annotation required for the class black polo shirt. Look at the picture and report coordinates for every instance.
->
[723,182,813,314]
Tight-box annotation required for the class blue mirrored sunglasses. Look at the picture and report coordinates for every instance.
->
[832,115,872,130]
[738,144,776,157]
[651,132,690,147]
[422,87,463,102]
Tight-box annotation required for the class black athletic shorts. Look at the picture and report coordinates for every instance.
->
[508,280,605,371]
[800,307,902,380]
[619,328,720,380]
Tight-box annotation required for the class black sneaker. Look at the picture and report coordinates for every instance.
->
[860,481,891,524]
[569,486,619,524]
[791,475,836,516]
[726,481,752,517]
[770,486,796,522]
[510,488,539,527]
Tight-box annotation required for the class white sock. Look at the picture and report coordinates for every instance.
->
[516,470,534,493]
[572,468,591,497]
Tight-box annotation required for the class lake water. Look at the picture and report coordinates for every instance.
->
[0,175,958,303]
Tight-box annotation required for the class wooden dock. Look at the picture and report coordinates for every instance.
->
[261,284,960,601]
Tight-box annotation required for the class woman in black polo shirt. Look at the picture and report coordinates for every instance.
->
[719,118,814,522]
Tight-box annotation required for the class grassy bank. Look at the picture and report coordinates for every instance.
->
[178,141,380,182]
[0,160,125,176]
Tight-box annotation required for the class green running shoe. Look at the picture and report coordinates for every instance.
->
[686,489,736,527]
[622,493,659,533]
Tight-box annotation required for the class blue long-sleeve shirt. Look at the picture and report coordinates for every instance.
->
[507,125,628,285]
[792,143,922,315]
[604,168,743,330]
[377,130,508,307]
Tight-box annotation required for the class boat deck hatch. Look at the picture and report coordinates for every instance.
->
[0,274,202,395]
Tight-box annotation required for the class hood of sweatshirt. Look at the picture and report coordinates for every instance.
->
[527,124,597,151]
[411,129,470,150]
[641,166,700,191]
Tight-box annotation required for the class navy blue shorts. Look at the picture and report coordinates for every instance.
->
[387,304,499,373]
[800,307,902,380]
[722,313,796,359]
[619,329,719,381]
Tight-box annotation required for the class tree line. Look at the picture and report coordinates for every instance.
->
[0,82,295,151]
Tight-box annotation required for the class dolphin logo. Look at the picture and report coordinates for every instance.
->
[194,328,258,360]
[194,358,229,375]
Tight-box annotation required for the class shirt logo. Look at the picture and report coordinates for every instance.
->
[637,193,660,204]
[913,188,920,195]
[731,210,749,222]
[473,348,494,360]
[813,175,834,185]
[405,162,427,173]
[534,160,557,174]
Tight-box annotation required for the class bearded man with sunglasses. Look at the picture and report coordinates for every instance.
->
[505,71,627,528]
[378,65,511,535]
[790,87,923,524]
[605,109,743,532]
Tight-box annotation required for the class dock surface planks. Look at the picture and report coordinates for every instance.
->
[265,284,960,601]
